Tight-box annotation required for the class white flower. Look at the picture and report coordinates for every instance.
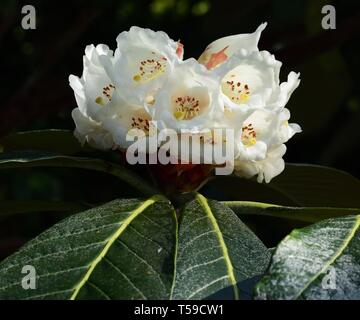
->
[208,47,301,180]
[233,108,301,182]
[234,144,287,183]
[69,44,118,149]
[151,58,224,132]
[150,58,231,165]
[215,50,300,114]
[199,22,300,117]
[236,108,301,160]
[108,26,183,106]
[70,42,156,151]
[208,47,301,182]
[198,23,267,70]
[71,108,115,150]
[69,44,116,120]
[100,97,155,150]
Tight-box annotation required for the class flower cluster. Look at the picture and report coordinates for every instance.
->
[70,24,301,183]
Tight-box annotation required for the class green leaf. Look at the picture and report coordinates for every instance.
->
[0,196,177,299]
[206,275,263,300]
[0,130,90,155]
[223,201,360,223]
[0,201,91,217]
[255,215,360,300]
[270,164,360,208]
[0,194,273,300]
[202,175,297,206]
[171,194,271,300]
[0,152,157,196]
[203,164,360,208]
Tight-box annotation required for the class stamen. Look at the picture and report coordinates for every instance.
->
[133,54,167,83]
[173,95,201,120]
[242,124,257,146]
[130,112,153,135]
[145,95,155,105]
[95,84,116,106]
[222,78,250,104]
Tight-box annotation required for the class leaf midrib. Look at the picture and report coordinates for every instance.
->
[69,196,158,300]
[195,194,239,300]
[169,209,179,300]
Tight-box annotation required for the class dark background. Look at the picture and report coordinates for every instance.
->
[1,0,360,259]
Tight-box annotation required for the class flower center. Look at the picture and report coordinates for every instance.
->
[95,84,116,106]
[173,96,201,120]
[129,109,155,136]
[131,117,150,132]
[222,78,250,104]
[242,124,257,146]
[133,52,167,83]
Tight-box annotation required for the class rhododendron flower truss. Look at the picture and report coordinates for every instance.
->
[69,24,301,190]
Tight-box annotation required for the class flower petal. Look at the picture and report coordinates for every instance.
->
[199,22,267,69]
